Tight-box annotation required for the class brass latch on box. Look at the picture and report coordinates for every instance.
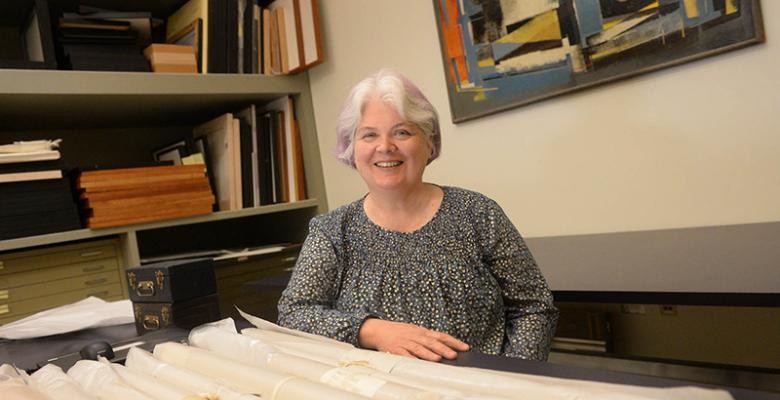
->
[142,315,160,330]
[136,281,155,297]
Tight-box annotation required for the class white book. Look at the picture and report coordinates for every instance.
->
[0,170,62,183]
[0,150,60,164]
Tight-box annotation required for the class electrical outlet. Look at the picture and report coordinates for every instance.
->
[660,305,678,316]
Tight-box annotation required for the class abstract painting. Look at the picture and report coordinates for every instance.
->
[434,0,765,122]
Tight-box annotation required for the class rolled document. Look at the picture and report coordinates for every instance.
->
[189,320,447,400]
[153,341,366,400]
[29,364,97,400]
[67,360,155,400]
[124,347,260,400]
[0,364,49,400]
[240,318,735,400]
[105,360,208,400]
[241,329,501,399]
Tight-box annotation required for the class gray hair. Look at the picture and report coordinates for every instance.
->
[335,69,441,168]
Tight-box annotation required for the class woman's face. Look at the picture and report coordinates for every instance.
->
[353,97,432,194]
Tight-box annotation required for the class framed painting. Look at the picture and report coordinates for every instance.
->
[433,0,765,122]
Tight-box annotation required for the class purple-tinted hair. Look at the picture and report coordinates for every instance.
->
[335,69,441,168]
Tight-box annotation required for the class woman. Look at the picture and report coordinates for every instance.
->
[278,69,557,362]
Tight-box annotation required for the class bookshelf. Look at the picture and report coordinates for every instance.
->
[0,68,328,324]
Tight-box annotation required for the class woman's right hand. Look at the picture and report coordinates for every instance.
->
[357,318,470,362]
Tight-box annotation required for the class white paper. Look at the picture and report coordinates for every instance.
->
[125,347,260,400]
[67,360,155,400]
[0,297,134,340]
[29,364,97,400]
[238,307,350,347]
[238,315,735,400]
[0,139,60,153]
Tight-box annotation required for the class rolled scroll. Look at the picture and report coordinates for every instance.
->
[240,318,736,400]
[106,360,208,400]
[124,347,260,400]
[189,321,445,400]
[29,364,96,400]
[67,360,155,400]
[153,341,367,400]
[0,364,49,400]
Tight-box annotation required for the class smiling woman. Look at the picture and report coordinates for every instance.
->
[277,69,558,362]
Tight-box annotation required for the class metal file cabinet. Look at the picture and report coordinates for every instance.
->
[214,245,300,322]
[0,238,125,325]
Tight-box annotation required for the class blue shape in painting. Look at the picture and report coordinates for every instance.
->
[480,57,574,101]
[682,0,722,28]
[461,0,482,17]
[492,42,524,61]
[574,0,603,45]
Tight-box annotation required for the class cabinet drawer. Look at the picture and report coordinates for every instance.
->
[214,249,298,280]
[0,295,124,326]
[0,283,124,321]
[0,239,118,276]
[218,264,294,292]
[0,271,121,304]
[0,258,119,289]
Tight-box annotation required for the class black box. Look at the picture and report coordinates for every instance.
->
[132,294,220,335]
[126,258,216,303]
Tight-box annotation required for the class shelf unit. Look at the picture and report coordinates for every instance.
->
[0,68,328,322]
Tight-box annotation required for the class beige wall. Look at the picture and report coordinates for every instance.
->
[308,1,780,239]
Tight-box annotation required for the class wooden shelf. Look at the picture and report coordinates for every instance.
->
[0,69,312,129]
[0,199,320,253]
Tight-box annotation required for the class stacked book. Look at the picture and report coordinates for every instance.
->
[0,140,81,240]
[77,164,214,229]
[58,12,153,72]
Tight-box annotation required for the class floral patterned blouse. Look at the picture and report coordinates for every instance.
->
[278,186,558,360]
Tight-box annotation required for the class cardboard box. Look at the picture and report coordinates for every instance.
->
[143,44,197,73]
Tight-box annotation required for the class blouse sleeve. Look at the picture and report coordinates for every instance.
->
[481,200,558,360]
[277,218,374,346]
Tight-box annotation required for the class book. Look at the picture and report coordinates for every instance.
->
[79,178,210,202]
[295,0,324,68]
[78,164,206,184]
[193,113,238,211]
[263,95,305,202]
[167,0,227,73]
[61,11,155,47]
[0,159,65,173]
[226,0,239,74]
[0,150,60,164]
[268,0,301,73]
[83,190,213,211]
[234,105,259,207]
[262,8,272,75]
[0,170,62,184]
[275,7,289,74]
[87,201,213,229]
[87,193,214,219]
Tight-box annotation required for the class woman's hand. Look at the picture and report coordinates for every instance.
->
[358,318,470,362]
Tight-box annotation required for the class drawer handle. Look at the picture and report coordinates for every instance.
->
[87,291,109,298]
[0,304,9,315]
[142,315,161,330]
[283,266,295,272]
[83,265,107,273]
[281,256,297,263]
[0,290,7,300]
[85,278,108,286]
[136,281,155,297]
[80,251,104,258]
